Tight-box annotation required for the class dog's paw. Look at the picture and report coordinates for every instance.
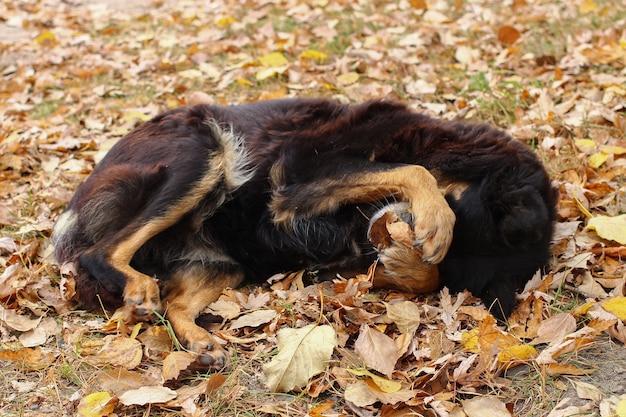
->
[376,241,440,293]
[411,194,455,264]
[122,274,162,323]
[189,336,229,369]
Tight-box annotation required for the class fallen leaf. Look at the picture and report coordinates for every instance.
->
[574,139,597,154]
[602,297,626,320]
[462,396,512,417]
[299,50,328,64]
[88,335,143,369]
[263,324,337,392]
[337,72,360,86]
[498,26,520,44]
[354,324,400,376]
[0,347,57,370]
[162,351,195,380]
[573,380,602,402]
[617,398,626,416]
[534,313,577,344]
[118,386,177,406]
[229,309,277,330]
[76,392,117,417]
[208,300,241,320]
[586,215,626,244]
[385,301,421,334]
[588,152,609,169]
[258,52,289,67]
[0,307,42,332]
[347,368,402,393]
[95,368,148,395]
[344,381,377,407]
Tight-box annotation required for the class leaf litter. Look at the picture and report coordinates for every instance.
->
[1,0,626,415]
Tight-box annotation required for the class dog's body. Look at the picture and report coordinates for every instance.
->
[53,98,556,367]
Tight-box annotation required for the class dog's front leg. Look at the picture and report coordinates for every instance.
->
[162,264,244,369]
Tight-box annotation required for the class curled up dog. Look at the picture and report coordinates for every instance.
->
[53,98,557,368]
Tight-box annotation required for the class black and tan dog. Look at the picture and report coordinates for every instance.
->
[53,98,556,368]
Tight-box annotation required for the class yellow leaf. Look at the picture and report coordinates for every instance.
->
[497,344,537,363]
[600,145,626,155]
[216,16,236,27]
[588,152,609,169]
[574,139,596,154]
[461,328,480,353]
[258,52,289,67]
[36,31,56,46]
[602,296,626,320]
[579,0,599,13]
[586,214,626,244]
[616,398,626,417]
[347,369,402,393]
[299,50,328,63]
[123,110,151,122]
[76,392,117,417]
[256,67,287,81]
[337,72,360,86]
[236,77,252,86]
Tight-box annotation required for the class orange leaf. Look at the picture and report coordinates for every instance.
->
[0,347,57,370]
[498,26,521,44]
[162,351,195,380]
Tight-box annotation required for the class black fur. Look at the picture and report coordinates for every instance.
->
[54,98,557,319]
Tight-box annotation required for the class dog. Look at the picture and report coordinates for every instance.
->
[53,98,557,368]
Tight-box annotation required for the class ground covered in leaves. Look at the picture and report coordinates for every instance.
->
[1,0,626,415]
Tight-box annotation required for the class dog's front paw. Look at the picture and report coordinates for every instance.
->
[189,336,229,369]
[411,194,455,264]
[122,274,162,323]
[376,241,440,293]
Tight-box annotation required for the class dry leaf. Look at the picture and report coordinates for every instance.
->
[88,335,143,370]
[76,392,117,417]
[586,215,626,244]
[118,386,177,406]
[573,380,602,402]
[354,324,400,377]
[263,324,337,392]
[0,347,57,370]
[385,301,421,334]
[602,297,626,320]
[347,368,402,393]
[534,313,577,344]
[229,309,277,330]
[162,351,195,380]
[462,396,512,416]
[0,307,42,332]
[497,26,521,44]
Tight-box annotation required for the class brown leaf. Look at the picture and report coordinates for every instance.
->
[0,347,57,370]
[88,335,143,369]
[533,313,577,344]
[354,324,400,376]
[498,26,521,44]
[162,351,195,380]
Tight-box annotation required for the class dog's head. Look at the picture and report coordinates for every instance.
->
[440,165,558,318]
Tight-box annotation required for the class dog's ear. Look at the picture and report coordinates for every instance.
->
[497,186,550,249]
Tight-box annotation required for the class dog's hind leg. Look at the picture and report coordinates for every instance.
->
[78,159,232,324]
[161,262,244,369]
